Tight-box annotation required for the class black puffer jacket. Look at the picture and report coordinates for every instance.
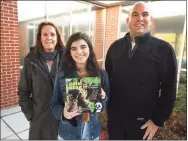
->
[18,47,62,140]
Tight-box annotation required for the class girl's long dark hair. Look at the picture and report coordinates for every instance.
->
[62,32,101,77]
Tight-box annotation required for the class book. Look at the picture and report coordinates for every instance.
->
[65,77,104,113]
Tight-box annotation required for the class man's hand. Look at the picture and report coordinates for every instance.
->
[141,119,158,140]
[99,130,109,140]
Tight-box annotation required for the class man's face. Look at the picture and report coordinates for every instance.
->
[126,3,152,37]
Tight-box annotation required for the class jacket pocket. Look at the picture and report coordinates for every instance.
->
[143,52,161,63]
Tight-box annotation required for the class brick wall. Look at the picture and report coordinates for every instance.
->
[94,9,104,68]
[103,6,120,67]
[19,23,28,57]
[94,6,120,68]
[0,1,20,108]
[94,9,103,60]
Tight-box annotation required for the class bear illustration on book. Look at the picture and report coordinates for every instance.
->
[65,77,103,113]
[66,89,90,112]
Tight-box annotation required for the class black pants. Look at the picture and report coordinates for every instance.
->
[123,121,147,140]
[109,120,147,140]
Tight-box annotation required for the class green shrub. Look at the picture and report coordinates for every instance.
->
[173,83,187,113]
[179,71,187,84]
[181,58,187,69]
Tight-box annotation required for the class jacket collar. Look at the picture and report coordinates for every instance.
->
[27,47,46,71]
[26,47,59,76]
[124,30,151,45]
[63,69,78,78]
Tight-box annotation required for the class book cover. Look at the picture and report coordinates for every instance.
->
[65,77,104,113]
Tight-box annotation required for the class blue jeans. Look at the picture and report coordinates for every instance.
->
[82,122,99,140]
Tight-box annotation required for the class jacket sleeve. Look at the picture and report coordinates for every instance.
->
[51,74,64,120]
[152,44,177,127]
[101,71,110,109]
[18,58,33,121]
[105,46,113,83]
[51,74,70,123]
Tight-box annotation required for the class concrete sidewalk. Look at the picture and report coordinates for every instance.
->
[1,105,62,140]
[1,105,29,140]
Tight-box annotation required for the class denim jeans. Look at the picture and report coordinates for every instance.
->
[82,122,90,140]
[81,122,99,140]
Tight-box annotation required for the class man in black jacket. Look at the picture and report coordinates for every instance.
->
[105,2,177,140]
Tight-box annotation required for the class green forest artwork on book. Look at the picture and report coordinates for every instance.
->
[65,77,104,113]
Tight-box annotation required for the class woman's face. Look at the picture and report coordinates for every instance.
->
[41,25,57,52]
[70,39,90,67]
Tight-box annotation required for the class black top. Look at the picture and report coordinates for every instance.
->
[105,31,177,127]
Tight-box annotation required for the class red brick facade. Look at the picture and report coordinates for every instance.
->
[103,6,120,67]
[94,9,104,67]
[0,2,120,108]
[95,6,120,68]
[94,9,103,59]
[0,1,20,108]
[19,23,28,57]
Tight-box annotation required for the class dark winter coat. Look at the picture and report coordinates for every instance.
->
[105,32,177,139]
[18,47,62,140]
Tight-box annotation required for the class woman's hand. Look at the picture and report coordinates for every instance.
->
[63,102,81,119]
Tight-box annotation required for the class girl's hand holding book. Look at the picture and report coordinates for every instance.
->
[100,88,106,100]
[63,102,81,119]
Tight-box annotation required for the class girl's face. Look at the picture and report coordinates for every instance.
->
[41,25,57,52]
[70,39,90,67]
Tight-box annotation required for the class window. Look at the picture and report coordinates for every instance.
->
[18,1,95,66]
[18,1,46,66]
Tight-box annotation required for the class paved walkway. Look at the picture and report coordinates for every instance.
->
[1,105,62,140]
[1,105,29,140]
